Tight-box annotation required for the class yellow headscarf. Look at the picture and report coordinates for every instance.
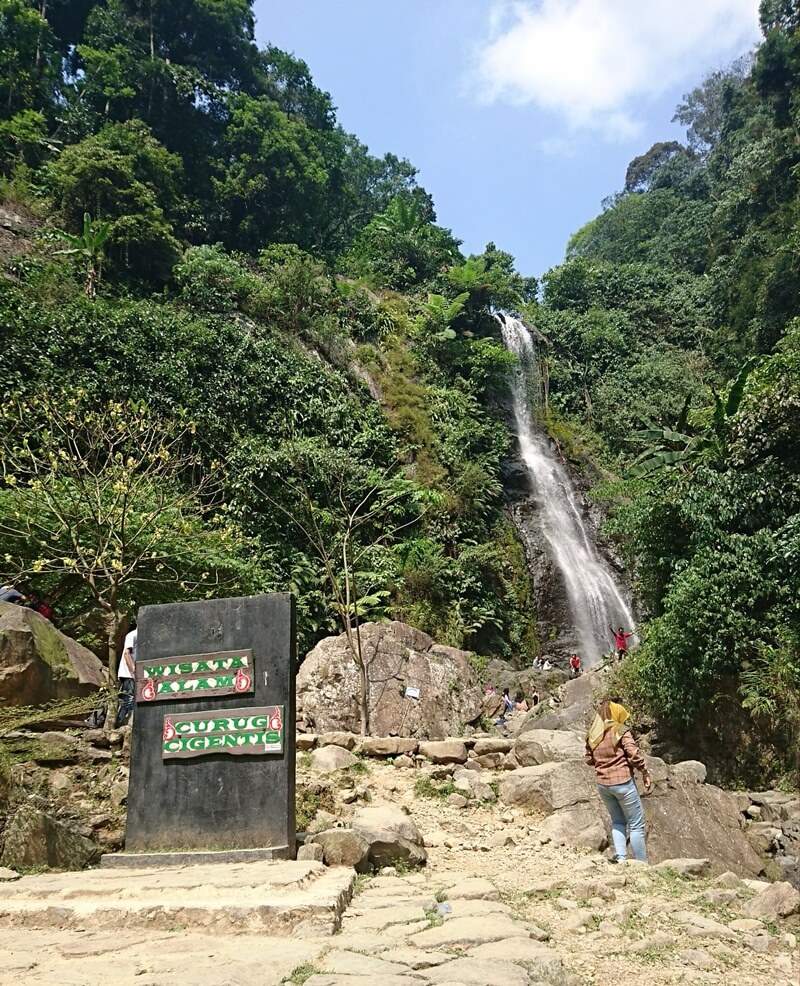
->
[587,701,630,751]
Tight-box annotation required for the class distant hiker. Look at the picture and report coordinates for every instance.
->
[0,583,26,605]
[486,683,495,696]
[514,691,528,712]
[115,623,137,729]
[502,687,514,713]
[570,653,582,676]
[610,626,634,659]
[532,656,543,670]
[29,595,54,621]
[585,700,651,864]
[542,658,552,671]
[531,688,540,708]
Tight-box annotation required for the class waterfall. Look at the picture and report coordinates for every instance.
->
[499,314,636,665]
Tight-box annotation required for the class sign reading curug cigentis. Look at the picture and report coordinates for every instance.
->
[162,706,284,759]
[136,649,254,703]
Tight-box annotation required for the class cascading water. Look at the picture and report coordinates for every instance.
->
[499,314,636,665]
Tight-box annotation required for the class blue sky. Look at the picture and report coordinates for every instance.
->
[254,1,763,279]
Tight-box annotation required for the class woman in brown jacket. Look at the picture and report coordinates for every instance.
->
[585,701,651,862]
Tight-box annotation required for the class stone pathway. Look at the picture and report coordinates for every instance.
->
[0,859,354,936]
[0,855,797,986]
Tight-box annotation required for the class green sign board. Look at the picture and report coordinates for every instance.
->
[162,706,284,760]
[136,649,254,703]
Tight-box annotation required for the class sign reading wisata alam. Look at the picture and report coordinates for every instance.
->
[162,706,284,760]
[136,649,254,703]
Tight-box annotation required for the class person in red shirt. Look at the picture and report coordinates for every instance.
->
[610,625,634,659]
[569,653,582,676]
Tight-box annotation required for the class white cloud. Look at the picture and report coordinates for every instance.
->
[474,0,762,137]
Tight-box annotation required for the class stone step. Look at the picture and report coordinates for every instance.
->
[0,860,354,937]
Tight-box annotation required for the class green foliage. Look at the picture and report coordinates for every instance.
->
[45,120,183,281]
[413,776,456,799]
[0,0,538,681]
[536,26,800,781]
[339,194,462,290]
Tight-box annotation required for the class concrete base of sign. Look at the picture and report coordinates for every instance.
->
[0,859,354,936]
[100,845,291,867]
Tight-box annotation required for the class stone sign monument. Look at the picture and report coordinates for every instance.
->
[124,593,296,858]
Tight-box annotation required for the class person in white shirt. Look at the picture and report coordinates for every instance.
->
[115,624,137,728]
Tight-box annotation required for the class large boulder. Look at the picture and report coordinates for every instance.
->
[296,621,482,739]
[538,806,608,850]
[644,777,764,877]
[350,804,427,868]
[500,761,597,812]
[742,881,800,922]
[514,729,585,766]
[499,758,764,875]
[310,745,357,774]
[0,603,103,707]
[518,669,606,735]
[308,829,371,872]
[1,807,99,870]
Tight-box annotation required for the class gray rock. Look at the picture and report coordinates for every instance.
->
[358,737,418,757]
[672,910,736,940]
[424,957,530,986]
[393,754,415,769]
[500,761,597,812]
[296,733,318,751]
[472,738,513,756]
[110,778,128,807]
[308,828,371,872]
[538,807,607,851]
[350,804,427,868]
[514,729,584,766]
[475,752,506,769]
[746,822,783,854]
[318,731,358,750]
[447,793,468,809]
[296,621,482,739]
[297,842,324,862]
[468,936,562,982]
[0,602,103,707]
[418,740,468,764]
[411,914,528,949]
[645,780,764,876]
[320,951,415,978]
[1,807,99,870]
[669,760,707,784]
[742,881,800,921]
[653,858,712,878]
[0,867,20,881]
[307,809,337,834]
[442,877,500,900]
[310,745,358,773]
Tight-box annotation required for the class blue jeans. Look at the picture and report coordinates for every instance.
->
[597,779,647,862]
[115,677,135,728]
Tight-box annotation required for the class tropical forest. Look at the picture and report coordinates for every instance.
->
[0,0,799,789]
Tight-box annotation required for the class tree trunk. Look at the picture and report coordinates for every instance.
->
[104,610,124,733]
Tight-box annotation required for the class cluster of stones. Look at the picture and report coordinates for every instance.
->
[280,864,800,986]
[299,729,788,884]
[0,726,130,873]
[736,790,800,885]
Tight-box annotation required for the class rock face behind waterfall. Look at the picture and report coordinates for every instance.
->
[499,314,636,665]
[296,621,482,739]
[0,603,103,706]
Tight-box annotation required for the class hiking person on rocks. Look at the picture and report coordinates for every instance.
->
[115,622,137,728]
[610,625,634,659]
[585,699,651,864]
